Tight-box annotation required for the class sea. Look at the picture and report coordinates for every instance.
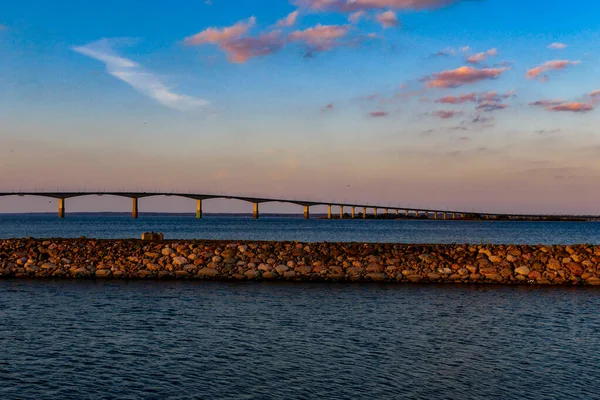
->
[1,214,600,399]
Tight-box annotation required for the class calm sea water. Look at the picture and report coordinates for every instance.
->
[1,213,600,244]
[0,280,599,399]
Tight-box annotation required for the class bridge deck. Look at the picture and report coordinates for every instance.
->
[0,192,598,219]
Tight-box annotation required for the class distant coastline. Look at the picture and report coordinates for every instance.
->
[2,238,599,285]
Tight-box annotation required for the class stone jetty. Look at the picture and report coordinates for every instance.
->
[1,238,600,285]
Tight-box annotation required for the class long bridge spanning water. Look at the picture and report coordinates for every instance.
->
[0,191,598,221]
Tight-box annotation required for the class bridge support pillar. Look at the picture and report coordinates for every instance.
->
[339,205,343,220]
[415,211,419,218]
[396,209,399,216]
[58,198,65,219]
[374,208,378,218]
[444,212,447,220]
[327,205,332,220]
[363,207,367,219]
[452,213,456,219]
[351,207,355,219]
[384,209,389,216]
[253,203,259,219]
[196,199,203,219]
[405,210,409,217]
[132,198,139,219]
[434,212,438,220]
[304,205,310,220]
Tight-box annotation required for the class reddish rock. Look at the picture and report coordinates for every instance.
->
[566,262,583,277]
[528,271,542,280]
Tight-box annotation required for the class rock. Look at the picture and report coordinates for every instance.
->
[161,248,175,256]
[283,271,296,278]
[244,270,259,279]
[197,267,219,278]
[585,277,600,286]
[514,266,530,276]
[73,267,89,277]
[95,269,112,278]
[172,257,188,266]
[528,271,542,280]
[367,273,388,282]
[566,262,583,277]
[41,262,57,270]
[262,271,279,279]
[275,265,289,274]
[407,275,423,282]
[175,271,191,278]
[418,254,435,264]
[488,255,502,263]
[427,273,441,281]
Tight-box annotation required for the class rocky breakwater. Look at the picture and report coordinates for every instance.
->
[1,239,600,285]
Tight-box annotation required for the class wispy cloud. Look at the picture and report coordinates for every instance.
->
[530,99,593,112]
[547,42,567,50]
[466,48,497,64]
[295,0,463,12]
[433,110,462,119]
[73,39,208,111]
[369,111,388,117]
[288,24,350,52]
[376,11,400,28]
[348,10,366,23]
[276,11,300,27]
[526,59,579,80]
[422,66,508,88]
[184,17,256,45]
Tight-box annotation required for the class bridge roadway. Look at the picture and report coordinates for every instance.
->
[0,191,598,221]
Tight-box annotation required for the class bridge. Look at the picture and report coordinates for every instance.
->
[0,191,598,221]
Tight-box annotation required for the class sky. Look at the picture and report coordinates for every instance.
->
[1,0,600,215]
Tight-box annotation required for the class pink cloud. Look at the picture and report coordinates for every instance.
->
[295,0,462,12]
[466,48,497,64]
[590,90,600,97]
[530,99,593,112]
[548,42,567,50]
[288,24,350,51]
[436,92,477,104]
[376,11,400,28]
[433,110,461,119]
[423,66,508,88]
[321,102,334,112]
[184,17,256,45]
[369,111,388,117]
[526,60,580,79]
[219,31,285,63]
[348,10,366,23]
[548,102,593,112]
[276,11,300,27]
[476,101,508,112]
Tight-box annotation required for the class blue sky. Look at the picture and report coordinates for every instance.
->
[1,0,600,214]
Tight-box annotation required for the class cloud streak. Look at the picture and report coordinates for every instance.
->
[423,66,508,88]
[526,60,579,80]
[288,24,350,51]
[295,0,463,12]
[466,48,497,64]
[530,99,593,112]
[73,39,208,111]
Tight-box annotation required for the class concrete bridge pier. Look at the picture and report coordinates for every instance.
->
[363,207,367,219]
[452,213,456,219]
[434,212,438,220]
[132,198,139,219]
[339,205,344,219]
[351,207,355,219]
[374,208,378,218]
[384,209,389,216]
[405,210,409,217]
[58,198,65,219]
[196,200,203,219]
[304,205,310,220]
[327,205,332,220]
[396,209,399,216]
[253,203,259,219]
[443,212,447,220]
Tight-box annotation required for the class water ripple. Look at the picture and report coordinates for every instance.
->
[0,281,599,399]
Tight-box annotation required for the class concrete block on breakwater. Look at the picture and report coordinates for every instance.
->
[1,238,600,285]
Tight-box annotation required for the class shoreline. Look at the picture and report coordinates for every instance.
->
[1,238,599,285]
